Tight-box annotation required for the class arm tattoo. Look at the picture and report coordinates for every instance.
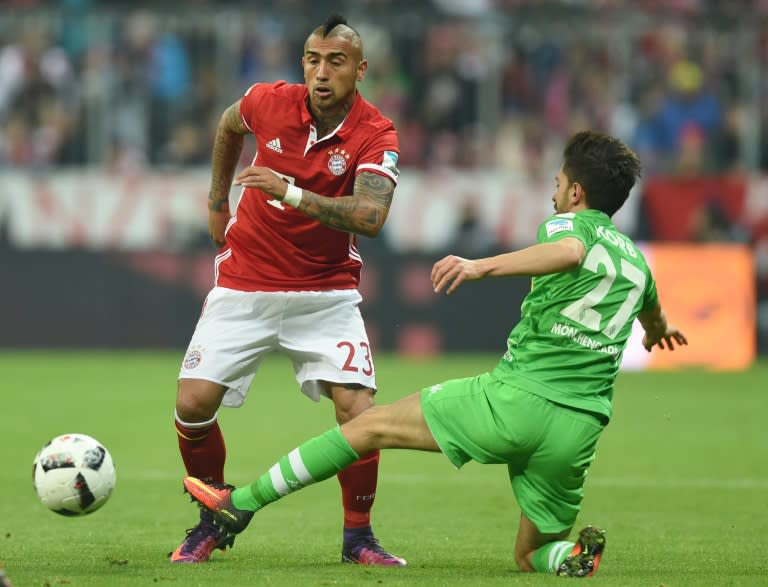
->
[296,171,395,237]
[208,101,248,212]
[208,194,230,212]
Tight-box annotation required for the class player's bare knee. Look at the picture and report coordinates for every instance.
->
[175,398,216,423]
[176,381,221,422]
[331,386,375,423]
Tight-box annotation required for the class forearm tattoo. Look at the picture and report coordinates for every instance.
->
[208,103,247,212]
[297,172,394,237]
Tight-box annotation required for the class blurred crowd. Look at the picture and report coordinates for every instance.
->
[1,0,768,351]
[2,0,768,176]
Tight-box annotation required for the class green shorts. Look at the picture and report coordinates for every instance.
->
[420,371,604,533]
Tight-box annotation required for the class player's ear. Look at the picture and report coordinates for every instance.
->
[571,182,586,204]
[356,59,368,82]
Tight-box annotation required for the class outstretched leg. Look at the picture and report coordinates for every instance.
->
[184,393,440,560]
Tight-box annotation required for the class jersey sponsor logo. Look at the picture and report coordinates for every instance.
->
[545,218,574,237]
[327,147,350,175]
[551,322,620,357]
[266,138,283,153]
[428,383,443,396]
[382,150,400,179]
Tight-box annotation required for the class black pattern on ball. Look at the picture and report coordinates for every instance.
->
[82,446,106,471]
[40,452,76,472]
[73,472,96,509]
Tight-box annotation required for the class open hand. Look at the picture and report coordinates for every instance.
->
[431,255,485,295]
[643,325,688,352]
[233,166,288,199]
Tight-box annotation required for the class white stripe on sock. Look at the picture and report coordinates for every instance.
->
[288,448,314,485]
[175,409,218,429]
[548,541,574,571]
[269,463,290,496]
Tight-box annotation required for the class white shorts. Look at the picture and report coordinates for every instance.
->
[179,287,376,407]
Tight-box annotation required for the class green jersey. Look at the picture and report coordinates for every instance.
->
[493,209,658,420]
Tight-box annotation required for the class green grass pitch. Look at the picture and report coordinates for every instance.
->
[1,351,766,586]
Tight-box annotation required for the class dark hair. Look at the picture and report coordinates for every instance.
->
[308,14,363,58]
[562,130,642,217]
[322,14,355,37]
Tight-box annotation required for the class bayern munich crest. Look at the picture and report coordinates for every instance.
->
[183,348,203,369]
[327,147,350,176]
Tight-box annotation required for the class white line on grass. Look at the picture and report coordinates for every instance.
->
[378,473,768,490]
[137,470,768,489]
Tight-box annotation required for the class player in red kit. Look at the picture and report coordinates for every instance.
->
[170,14,404,566]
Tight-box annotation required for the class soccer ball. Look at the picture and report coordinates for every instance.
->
[32,433,116,516]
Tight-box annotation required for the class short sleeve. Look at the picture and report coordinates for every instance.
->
[641,274,660,312]
[239,83,265,134]
[239,81,291,134]
[355,128,400,184]
[536,214,587,246]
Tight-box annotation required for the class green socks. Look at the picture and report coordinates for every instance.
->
[228,423,576,576]
[231,426,359,512]
[531,540,575,573]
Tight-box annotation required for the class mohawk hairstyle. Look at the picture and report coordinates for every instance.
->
[322,14,356,37]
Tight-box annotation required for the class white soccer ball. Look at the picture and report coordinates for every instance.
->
[32,433,116,516]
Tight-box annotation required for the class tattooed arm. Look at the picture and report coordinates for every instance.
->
[233,168,395,238]
[295,172,394,237]
[208,100,248,246]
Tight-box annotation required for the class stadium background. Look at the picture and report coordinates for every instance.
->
[0,0,765,365]
[1,3,767,585]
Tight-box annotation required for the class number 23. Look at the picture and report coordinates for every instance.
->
[337,341,374,376]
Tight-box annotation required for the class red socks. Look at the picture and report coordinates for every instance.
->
[175,415,226,484]
[176,414,380,529]
[337,450,380,528]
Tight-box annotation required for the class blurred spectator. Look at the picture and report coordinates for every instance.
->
[411,21,482,168]
[159,122,209,167]
[0,0,767,350]
[690,199,750,244]
[144,18,192,163]
[448,198,499,257]
[0,0,761,178]
[710,102,744,173]
[238,16,301,89]
[0,22,77,167]
[649,60,723,173]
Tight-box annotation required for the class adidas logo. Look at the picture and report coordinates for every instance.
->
[266,138,283,153]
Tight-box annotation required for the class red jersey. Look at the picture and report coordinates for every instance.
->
[214,81,400,292]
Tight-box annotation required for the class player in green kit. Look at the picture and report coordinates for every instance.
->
[180,130,688,577]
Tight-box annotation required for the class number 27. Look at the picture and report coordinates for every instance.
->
[560,243,646,340]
